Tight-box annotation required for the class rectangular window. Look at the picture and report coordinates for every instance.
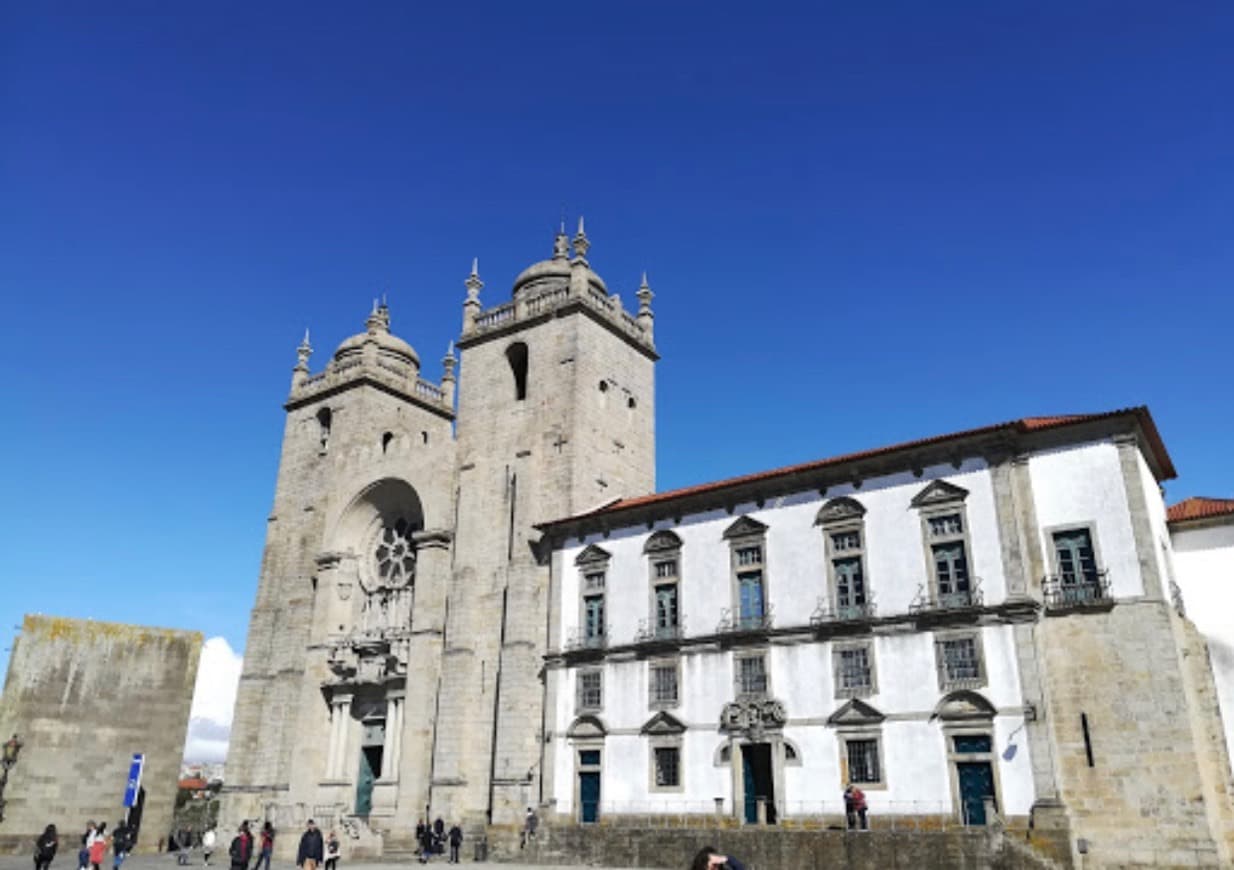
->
[650,662,679,706]
[834,557,866,609]
[928,514,964,537]
[932,541,971,603]
[655,584,679,632]
[846,739,881,785]
[578,670,603,710]
[654,559,678,579]
[583,570,606,592]
[936,634,985,690]
[583,594,605,643]
[736,545,763,567]
[831,530,861,552]
[738,571,765,625]
[836,646,873,695]
[1052,529,1099,587]
[653,746,680,788]
[737,654,768,697]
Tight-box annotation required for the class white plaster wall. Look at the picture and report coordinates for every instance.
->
[1172,521,1234,771]
[1028,440,1144,598]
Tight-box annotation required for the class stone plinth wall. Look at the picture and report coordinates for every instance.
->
[0,615,202,855]
[483,823,1066,870]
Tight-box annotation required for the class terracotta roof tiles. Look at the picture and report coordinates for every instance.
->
[1167,497,1234,525]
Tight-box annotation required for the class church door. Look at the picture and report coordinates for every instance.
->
[578,749,601,823]
[355,747,378,817]
[741,743,775,824]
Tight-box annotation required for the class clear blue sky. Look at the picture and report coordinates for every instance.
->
[2,2,1232,667]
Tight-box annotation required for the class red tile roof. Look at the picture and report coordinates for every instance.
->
[541,406,1173,529]
[1167,497,1234,525]
[178,777,208,791]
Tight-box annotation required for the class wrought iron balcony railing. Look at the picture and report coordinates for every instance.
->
[716,605,775,634]
[565,627,608,651]
[634,618,686,645]
[910,577,984,615]
[1042,571,1111,611]
[810,594,877,626]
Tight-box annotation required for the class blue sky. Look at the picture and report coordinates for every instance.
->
[2,1,1232,672]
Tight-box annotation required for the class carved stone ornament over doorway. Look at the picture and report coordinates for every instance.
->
[720,698,787,741]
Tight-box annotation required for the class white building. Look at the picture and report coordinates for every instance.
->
[538,410,1234,865]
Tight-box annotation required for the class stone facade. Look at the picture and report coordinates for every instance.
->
[0,615,202,854]
[222,223,657,852]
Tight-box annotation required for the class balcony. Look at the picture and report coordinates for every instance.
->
[810,595,877,626]
[565,627,608,652]
[1043,571,1112,613]
[634,618,686,645]
[716,606,775,634]
[910,577,984,620]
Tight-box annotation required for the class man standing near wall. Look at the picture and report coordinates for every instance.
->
[295,820,322,870]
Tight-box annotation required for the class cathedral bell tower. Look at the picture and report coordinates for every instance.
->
[432,220,658,825]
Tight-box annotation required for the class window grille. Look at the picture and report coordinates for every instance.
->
[846,739,881,784]
[650,663,678,705]
[836,646,872,695]
[929,514,964,537]
[578,671,603,710]
[654,559,678,579]
[583,571,606,592]
[737,655,768,697]
[653,747,680,787]
[831,531,861,552]
[736,545,763,567]
[938,636,983,688]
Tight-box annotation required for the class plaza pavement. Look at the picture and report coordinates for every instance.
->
[0,854,655,870]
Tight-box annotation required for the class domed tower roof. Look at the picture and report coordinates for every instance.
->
[511,220,608,298]
[333,300,420,373]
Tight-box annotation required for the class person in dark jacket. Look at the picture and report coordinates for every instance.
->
[229,823,252,870]
[111,821,133,870]
[254,823,274,870]
[416,825,434,865]
[295,820,323,870]
[35,824,58,870]
[689,846,746,870]
[446,824,462,865]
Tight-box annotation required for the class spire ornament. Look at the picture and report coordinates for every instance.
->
[572,215,590,260]
[553,225,569,260]
[465,258,484,301]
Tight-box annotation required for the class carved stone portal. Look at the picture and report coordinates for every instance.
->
[720,698,787,741]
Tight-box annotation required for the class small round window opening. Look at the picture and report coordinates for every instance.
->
[374,518,416,583]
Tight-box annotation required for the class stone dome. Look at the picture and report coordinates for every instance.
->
[333,304,420,371]
[511,227,609,298]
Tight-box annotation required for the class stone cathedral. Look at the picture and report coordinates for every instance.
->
[223,220,658,847]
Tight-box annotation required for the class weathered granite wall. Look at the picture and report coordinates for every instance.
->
[0,615,202,854]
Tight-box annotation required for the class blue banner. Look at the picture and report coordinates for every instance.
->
[123,754,144,808]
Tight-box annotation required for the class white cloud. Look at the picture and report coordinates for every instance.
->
[184,636,243,764]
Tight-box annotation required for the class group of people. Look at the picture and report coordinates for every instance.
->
[34,820,135,870]
[412,818,463,864]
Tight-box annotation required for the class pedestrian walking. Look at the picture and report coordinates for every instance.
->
[519,807,538,849]
[413,822,426,859]
[844,784,868,831]
[416,824,434,865]
[111,820,133,870]
[323,831,340,870]
[431,819,444,856]
[201,827,216,867]
[295,820,323,870]
[35,824,58,870]
[689,847,747,870]
[254,823,274,870]
[88,823,108,870]
[79,823,97,870]
[446,824,462,865]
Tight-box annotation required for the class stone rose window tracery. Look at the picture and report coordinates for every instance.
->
[374,518,416,587]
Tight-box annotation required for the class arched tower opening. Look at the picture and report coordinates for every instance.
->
[506,341,529,401]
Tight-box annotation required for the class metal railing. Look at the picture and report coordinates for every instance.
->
[716,605,775,634]
[1042,571,1111,611]
[564,628,608,651]
[910,577,984,614]
[572,799,990,832]
[634,618,686,644]
[810,595,877,625]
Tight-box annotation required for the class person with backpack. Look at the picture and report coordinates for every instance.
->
[34,824,58,870]
[296,820,323,870]
[229,823,252,870]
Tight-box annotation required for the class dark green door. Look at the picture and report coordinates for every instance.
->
[741,744,775,824]
[579,772,600,823]
[355,747,378,816]
[956,761,995,825]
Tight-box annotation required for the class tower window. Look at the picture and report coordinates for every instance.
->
[507,342,529,401]
[627,397,637,409]
[316,407,332,452]
[382,432,393,454]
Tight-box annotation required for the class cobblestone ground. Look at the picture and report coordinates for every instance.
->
[0,855,653,870]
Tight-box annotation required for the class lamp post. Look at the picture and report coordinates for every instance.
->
[0,733,23,822]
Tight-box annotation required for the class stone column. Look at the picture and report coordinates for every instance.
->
[383,694,404,781]
[327,695,352,780]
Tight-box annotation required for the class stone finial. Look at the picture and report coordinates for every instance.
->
[636,272,655,342]
[442,341,457,407]
[462,261,483,336]
[292,328,313,388]
[572,215,590,260]
[553,225,569,260]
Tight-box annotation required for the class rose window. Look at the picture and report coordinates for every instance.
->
[374,518,416,585]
